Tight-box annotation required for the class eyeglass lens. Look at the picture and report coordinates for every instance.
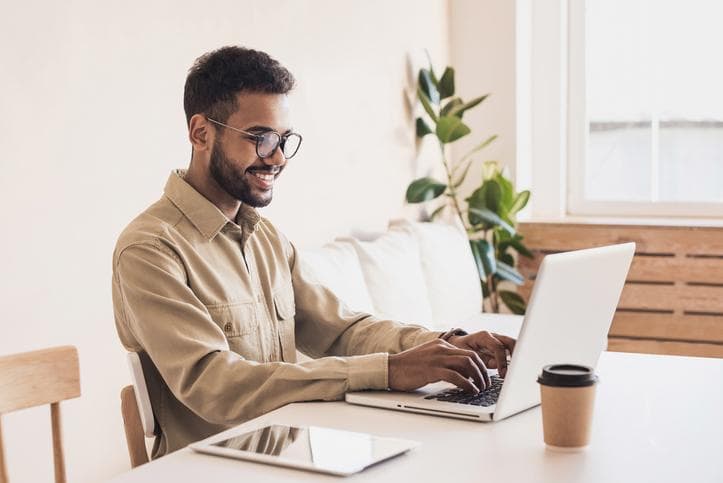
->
[257,132,302,159]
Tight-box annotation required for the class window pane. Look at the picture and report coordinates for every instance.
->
[587,122,651,201]
[659,122,723,202]
[585,0,723,204]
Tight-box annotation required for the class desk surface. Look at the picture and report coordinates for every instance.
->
[110,318,723,483]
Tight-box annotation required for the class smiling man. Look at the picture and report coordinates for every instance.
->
[112,46,515,458]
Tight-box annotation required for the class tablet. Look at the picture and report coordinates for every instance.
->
[189,424,419,476]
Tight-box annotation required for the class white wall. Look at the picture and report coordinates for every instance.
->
[0,1,450,481]
[449,0,519,200]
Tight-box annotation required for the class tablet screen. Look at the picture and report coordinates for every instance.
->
[209,424,414,474]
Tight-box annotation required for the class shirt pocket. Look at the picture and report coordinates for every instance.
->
[206,302,261,359]
[273,289,297,363]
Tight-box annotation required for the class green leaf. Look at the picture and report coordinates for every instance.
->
[418,69,440,105]
[510,190,530,214]
[459,135,497,162]
[495,261,525,285]
[495,173,515,211]
[436,116,471,144]
[469,239,487,281]
[476,239,497,276]
[439,67,455,99]
[405,177,447,203]
[469,239,495,281]
[424,49,439,87]
[499,251,514,266]
[440,97,463,117]
[417,87,438,123]
[428,204,446,220]
[467,207,516,235]
[448,94,489,117]
[467,180,502,213]
[416,117,433,137]
[499,290,526,315]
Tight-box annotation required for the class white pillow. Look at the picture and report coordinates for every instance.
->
[297,242,375,314]
[343,230,434,326]
[390,219,483,325]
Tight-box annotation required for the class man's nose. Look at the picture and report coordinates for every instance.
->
[264,146,286,167]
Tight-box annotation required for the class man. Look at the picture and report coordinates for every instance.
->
[112,46,515,458]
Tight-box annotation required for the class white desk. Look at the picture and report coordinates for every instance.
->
[110,317,723,483]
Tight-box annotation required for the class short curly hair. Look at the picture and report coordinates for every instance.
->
[183,46,295,126]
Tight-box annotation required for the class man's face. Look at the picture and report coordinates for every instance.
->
[209,92,291,208]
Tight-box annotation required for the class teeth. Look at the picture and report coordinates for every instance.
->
[252,172,274,181]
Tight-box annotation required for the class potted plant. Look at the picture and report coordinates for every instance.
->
[406,60,532,314]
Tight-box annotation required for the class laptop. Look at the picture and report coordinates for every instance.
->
[345,242,635,422]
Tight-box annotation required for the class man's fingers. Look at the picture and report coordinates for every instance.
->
[448,355,486,391]
[440,369,479,394]
[493,333,516,355]
[442,347,490,389]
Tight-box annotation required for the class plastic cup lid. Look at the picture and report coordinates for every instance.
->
[537,364,598,387]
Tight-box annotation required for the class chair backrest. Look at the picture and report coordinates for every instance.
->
[126,352,155,438]
[120,385,149,468]
[120,352,157,468]
[0,346,81,483]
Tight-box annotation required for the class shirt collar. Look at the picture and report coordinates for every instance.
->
[164,169,260,241]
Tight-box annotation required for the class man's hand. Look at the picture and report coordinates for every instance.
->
[447,331,516,378]
[388,339,491,394]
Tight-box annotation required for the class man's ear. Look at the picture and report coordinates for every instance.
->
[188,114,213,152]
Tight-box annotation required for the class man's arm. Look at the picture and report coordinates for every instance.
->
[113,242,389,426]
[289,241,441,358]
[288,241,516,393]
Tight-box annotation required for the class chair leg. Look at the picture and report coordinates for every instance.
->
[50,402,66,483]
[0,416,8,483]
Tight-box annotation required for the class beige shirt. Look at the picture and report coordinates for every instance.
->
[112,170,439,457]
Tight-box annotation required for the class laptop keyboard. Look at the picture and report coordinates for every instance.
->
[423,376,504,407]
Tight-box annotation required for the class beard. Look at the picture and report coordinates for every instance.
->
[209,138,280,208]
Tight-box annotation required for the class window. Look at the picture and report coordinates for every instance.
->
[568,0,723,217]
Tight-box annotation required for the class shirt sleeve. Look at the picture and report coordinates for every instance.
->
[288,242,441,360]
[114,240,392,427]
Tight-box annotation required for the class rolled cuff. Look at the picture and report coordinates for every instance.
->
[347,352,389,391]
[411,329,444,348]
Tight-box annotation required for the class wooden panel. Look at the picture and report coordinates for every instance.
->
[519,250,723,285]
[629,256,723,284]
[619,283,723,313]
[608,337,723,358]
[121,385,150,468]
[0,346,80,414]
[519,223,723,255]
[609,312,723,343]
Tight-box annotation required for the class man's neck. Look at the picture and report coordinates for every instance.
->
[184,163,241,221]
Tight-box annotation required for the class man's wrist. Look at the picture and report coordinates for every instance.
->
[439,328,469,342]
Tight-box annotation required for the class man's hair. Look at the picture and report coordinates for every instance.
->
[183,46,295,126]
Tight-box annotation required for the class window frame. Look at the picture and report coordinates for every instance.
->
[566,0,723,218]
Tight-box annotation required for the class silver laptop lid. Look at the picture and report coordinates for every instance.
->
[493,242,635,420]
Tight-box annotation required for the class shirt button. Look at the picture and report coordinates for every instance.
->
[224,322,233,332]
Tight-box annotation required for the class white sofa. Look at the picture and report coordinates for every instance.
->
[298,219,486,331]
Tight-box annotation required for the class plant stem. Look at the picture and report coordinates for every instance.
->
[438,141,467,230]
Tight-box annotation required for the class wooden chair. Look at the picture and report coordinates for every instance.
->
[120,352,156,468]
[0,346,81,483]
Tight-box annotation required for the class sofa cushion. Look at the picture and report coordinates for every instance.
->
[297,242,376,314]
[390,219,483,325]
[343,230,434,326]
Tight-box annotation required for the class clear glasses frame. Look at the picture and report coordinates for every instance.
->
[206,117,303,159]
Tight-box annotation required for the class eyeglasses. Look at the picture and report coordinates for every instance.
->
[206,117,303,160]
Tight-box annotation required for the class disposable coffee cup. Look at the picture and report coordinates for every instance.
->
[537,364,598,450]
